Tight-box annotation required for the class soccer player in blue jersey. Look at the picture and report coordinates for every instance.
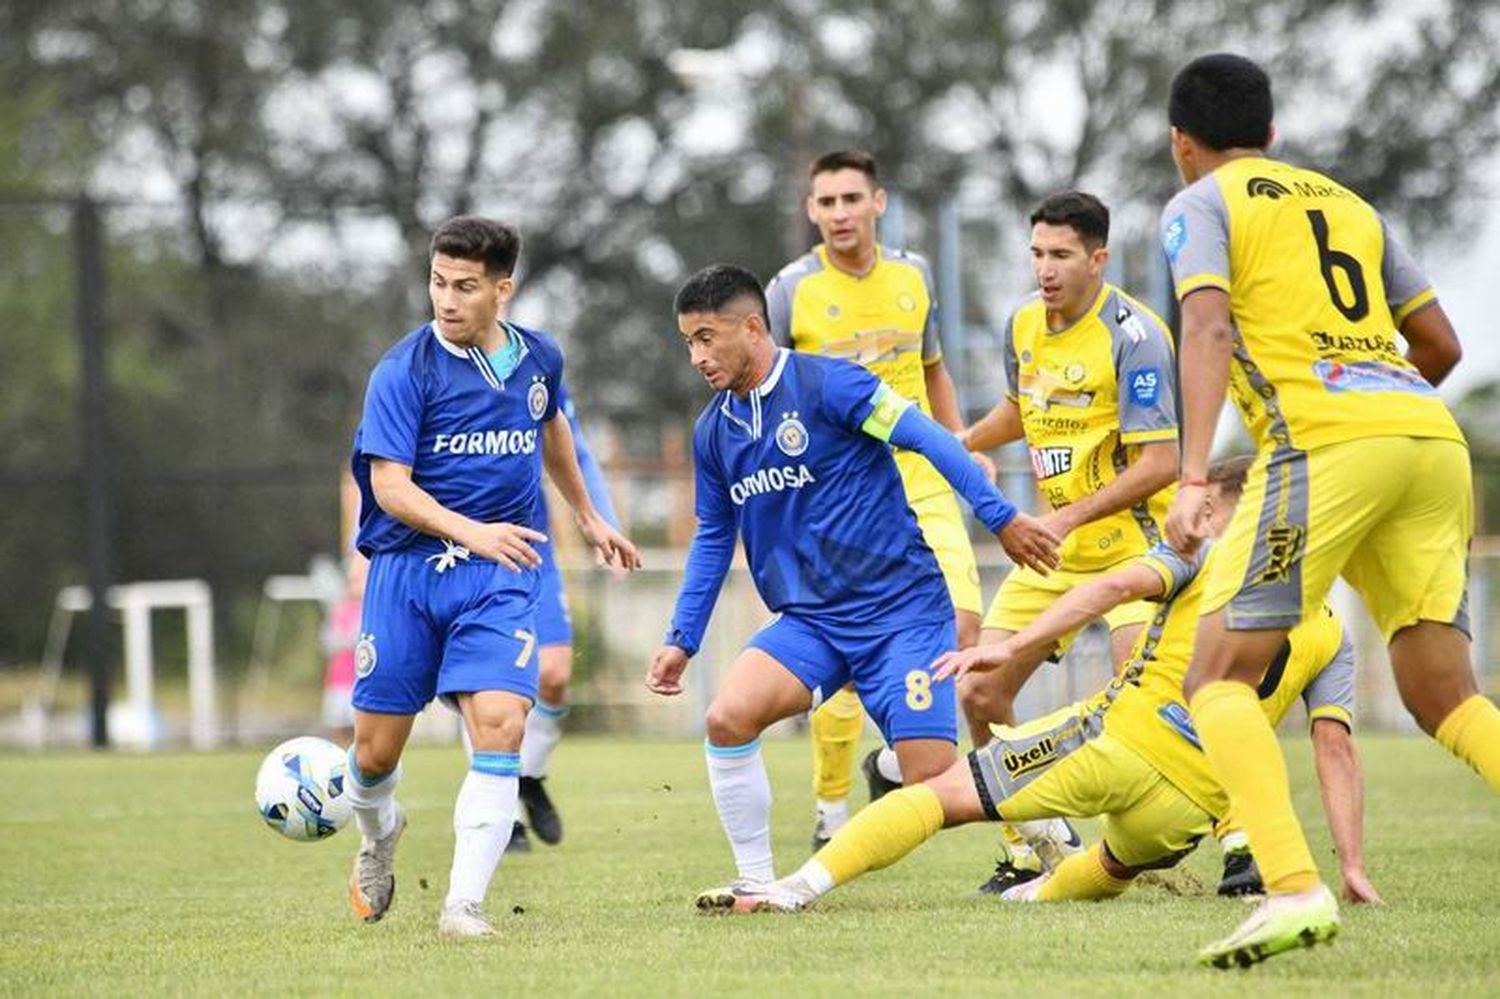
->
[645,264,1060,904]
[346,216,639,938]
[511,380,623,849]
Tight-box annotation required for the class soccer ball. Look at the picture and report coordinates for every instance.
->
[255,736,353,842]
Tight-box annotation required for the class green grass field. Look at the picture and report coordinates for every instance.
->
[1,734,1496,996]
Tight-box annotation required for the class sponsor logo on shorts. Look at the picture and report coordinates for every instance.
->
[355,633,377,678]
[1030,446,1073,480]
[1001,736,1057,780]
[527,378,550,420]
[1258,523,1306,584]
[774,412,809,457]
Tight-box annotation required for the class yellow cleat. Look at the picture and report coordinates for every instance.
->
[1198,884,1339,969]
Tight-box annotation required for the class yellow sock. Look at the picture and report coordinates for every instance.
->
[1035,844,1130,901]
[811,687,864,801]
[1190,680,1319,895]
[815,784,945,886]
[1435,694,1500,792]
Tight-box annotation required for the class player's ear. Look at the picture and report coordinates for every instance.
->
[1092,244,1110,271]
[1263,123,1277,152]
[494,274,516,305]
[872,186,887,217]
[805,192,818,223]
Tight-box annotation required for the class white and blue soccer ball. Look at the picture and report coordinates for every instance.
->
[255,736,353,842]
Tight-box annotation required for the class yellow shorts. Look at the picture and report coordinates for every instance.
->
[970,703,1212,869]
[982,563,1157,654]
[911,489,982,616]
[1205,437,1473,641]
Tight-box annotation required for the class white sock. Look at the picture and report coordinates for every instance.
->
[875,746,903,784]
[705,739,774,882]
[445,752,520,908]
[785,859,836,901]
[520,700,568,778]
[815,798,849,835]
[346,747,401,841]
[1220,830,1250,852]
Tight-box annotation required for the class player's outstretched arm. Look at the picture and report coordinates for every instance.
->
[543,414,640,570]
[932,561,1164,681]
[1399,301,1462,389]
[369,458,546,571]
[1165,288,1233,553]
[961,397,1024,453]
[1310,718,1382,904]
[878,400,1060,574]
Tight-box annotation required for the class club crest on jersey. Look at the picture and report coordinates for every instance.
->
[355,633,377,678]
[775,412,809,457]
[527,378,549,421]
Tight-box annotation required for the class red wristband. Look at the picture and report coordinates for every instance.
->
[1181,478,1209,488]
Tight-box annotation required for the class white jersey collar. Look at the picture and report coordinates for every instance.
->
[757,348,789,397]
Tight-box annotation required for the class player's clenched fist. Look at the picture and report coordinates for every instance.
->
[1165,483,1210,555]
[645,645,690,696]
[463,522,547,572]
[997,512,1062,576]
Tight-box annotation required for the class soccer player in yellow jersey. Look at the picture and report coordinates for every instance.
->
[1159,54,1500,969]
[706,457,1376,915]
[766,150,999,847]
[956,192,1179,889]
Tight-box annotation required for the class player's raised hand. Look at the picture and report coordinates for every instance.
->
[1165,483,1211,555]
[931,641,1015,682]
[646,645,690,696]
[998,512,1062,575]
[465,522,547,572]
[577,510,642,572]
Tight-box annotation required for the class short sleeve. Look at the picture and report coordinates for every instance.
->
[537,338,564,423]
[1162,181,1231,300]
[1303,629,1356,731]
[359,358,424,465]
[819,359,888,433]
[766,273,793,347]
[912,253,943,363]
[1379,216,1437,325]
[1137,543,1201,602]
[1001,312,1019,402]
[1111,300,1180,445]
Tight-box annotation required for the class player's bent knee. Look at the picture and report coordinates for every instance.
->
[353,742,401,780]
[1098,840,1141,880]
[703,700,760,747]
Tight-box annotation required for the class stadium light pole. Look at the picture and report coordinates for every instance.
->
[75,195,114,749]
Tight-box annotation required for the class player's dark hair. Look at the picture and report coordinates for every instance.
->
[810,149,879,184]
[1207,454,1256,499]
[1029,191,1110,249]
[430,216,521,276]
[1169,53,1274,151]
[674,264,768,322]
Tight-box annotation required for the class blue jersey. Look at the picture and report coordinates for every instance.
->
[529,381,619,532]
[352,321,564,558]
[668,350,953,651]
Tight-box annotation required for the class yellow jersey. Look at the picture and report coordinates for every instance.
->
[767,244,950,503]
[1162,156,1464,453]
[1098,544,1354,817]
[1004,284,1179,572]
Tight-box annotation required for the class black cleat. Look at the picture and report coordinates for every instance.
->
[1217,849,1264,897]
[977,858,1043,896]
[519,776,563,845]
[505,819,532,854]
[861,749,901,803]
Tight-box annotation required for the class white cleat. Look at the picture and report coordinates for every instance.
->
[438,900,497,938]
[999,870,1051,902]
[348,807,406,923]
[695,877,811,914]
[1199,884,1340,969]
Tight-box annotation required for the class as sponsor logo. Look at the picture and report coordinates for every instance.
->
[1030,446,1073,480]
[1001,737,1057,779]
[729,465,817,505]
[433,428,539,455]
[1128,367,1161,406]
[1162,213,1187,262]
[1246,176,1292,199]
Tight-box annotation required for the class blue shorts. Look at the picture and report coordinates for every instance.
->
[534,540,573,647]
[749,614,957,744]
[352,549,540,715]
